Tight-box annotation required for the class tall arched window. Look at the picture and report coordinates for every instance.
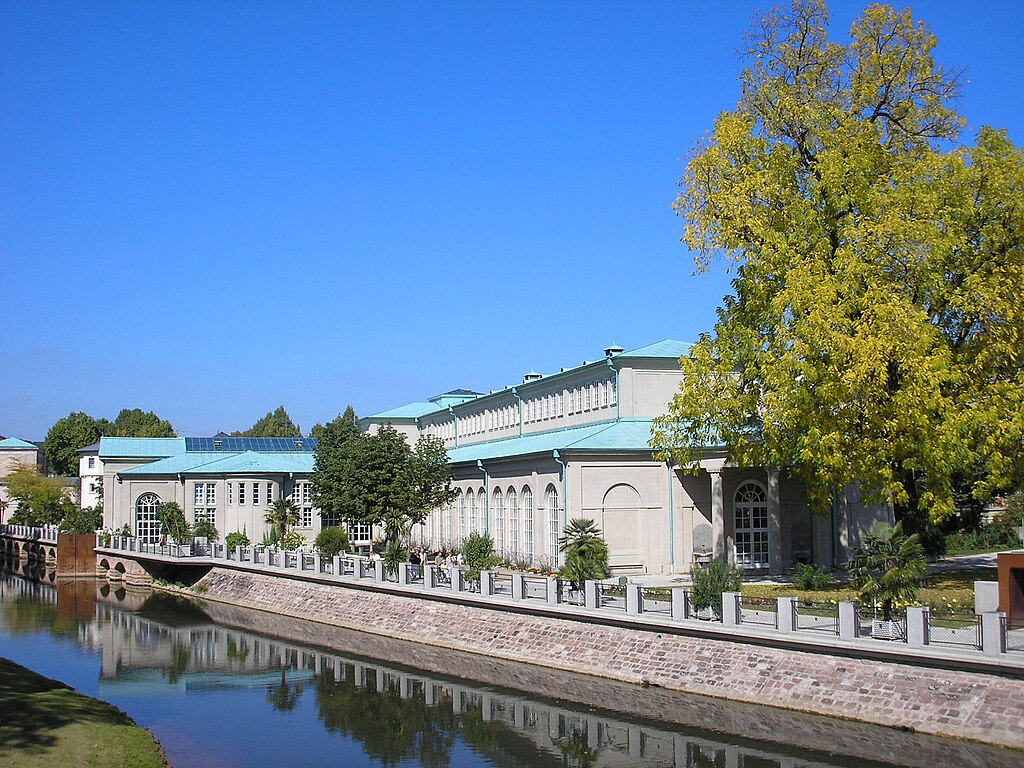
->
[493,488,504,552]
[459,491,468,543]
[522,487,534,562]
[135,493,162,544]
[546,486,560,567]
[468,490,477,535]
[507,488,519,556]
[734,481,769,568]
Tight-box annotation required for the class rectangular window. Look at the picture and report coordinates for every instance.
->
[195,484,204,506]
[301,508,313,528]
[194,508,215,526]
[347,522,372,543]
[228,483,233,505]
[558,393,564,416]
[322,511,341,528]
[266,482,273,503]
[601,381,610,407]
[206,483,216,505]
[87,457,95,469]
[238,483,245,505]
[585,385,592,410]
[252,483,260,506]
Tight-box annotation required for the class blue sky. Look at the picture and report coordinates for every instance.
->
[2,1,1022,439]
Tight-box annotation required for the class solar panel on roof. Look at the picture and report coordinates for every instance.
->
[184,436,317,453]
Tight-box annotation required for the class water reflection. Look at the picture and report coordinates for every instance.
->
[2,565,1021,768]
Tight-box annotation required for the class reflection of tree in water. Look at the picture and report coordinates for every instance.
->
[315,667,456,768]
[162,642,190,684]
[554,729,601,768]
[266,666,304,712]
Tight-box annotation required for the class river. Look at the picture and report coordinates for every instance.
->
[1,560,1019,768]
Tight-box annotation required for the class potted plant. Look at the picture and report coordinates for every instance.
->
[848,522,927,639]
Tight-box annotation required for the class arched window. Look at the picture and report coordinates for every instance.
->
[135,493,162,544]
[493,489,504,552]
[522,487,534,562]
[507,488,519,556]
[459,491,468,543]
[468,490,477,535]
[734,481,769,568]
[546,486,560,567]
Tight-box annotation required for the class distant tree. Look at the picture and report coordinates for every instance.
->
[310,406,361,523]
[314,526,350,558]
[60,505,103,534]
[312,422,455,546]
[3,465,75,526]
[44,411,102,476]
[112,408,175,437]
[309,406,359,442]
[233,406,301,438]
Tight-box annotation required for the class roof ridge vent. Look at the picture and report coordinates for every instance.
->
[523,370,542,383]
[604,343,625,358]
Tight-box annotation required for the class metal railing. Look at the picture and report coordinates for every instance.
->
[794,600,839,635]
[1004,617,1024,653]
[740,595,778,629]
[597,583,627,611]
[640,586,672,616]
[928,612,982,650]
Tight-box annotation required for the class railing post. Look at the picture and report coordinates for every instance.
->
[236,545,245,561]
[424,564,438,589]
[398,562,411,585]
[511,573,526,601]
[480,570,494,596]
[584,580,599,610]
[907,606,930,647]
[777,597,797,633]
[331,554,341,576]
[545,576,560,605]
[981,612,1006,655]
[452,567,465,593]
[722,592,742,626]
[671,588,690,620]
[625,584,642,615]
[373,559,385,582]
[839,600,860,640]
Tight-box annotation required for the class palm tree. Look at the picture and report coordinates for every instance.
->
[848,521,927,621]
[264,499,300,541]
[558,518,609,589]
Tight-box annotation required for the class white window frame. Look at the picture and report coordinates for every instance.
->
[734,481,770,569]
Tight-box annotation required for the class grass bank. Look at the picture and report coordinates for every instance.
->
[740,567,998,612]
[0,658,167,768]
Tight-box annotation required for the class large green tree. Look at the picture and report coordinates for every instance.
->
[43,412,102,476]
[312,422,455,544]
[111,408,175,438]
[3,465,76,526]
[233,406,302,437]
[652,0,1023,527]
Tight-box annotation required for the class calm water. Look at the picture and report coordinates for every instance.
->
[0,561,1018,768]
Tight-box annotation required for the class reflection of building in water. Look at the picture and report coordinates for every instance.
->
[96,606,841,768]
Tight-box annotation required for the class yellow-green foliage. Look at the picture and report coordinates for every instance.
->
[652,0,1024,525]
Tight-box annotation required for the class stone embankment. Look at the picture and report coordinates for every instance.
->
[191,567,1024,751]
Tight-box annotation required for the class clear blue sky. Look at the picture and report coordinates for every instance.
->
[2,1,1022,439]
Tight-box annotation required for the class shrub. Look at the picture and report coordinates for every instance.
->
[158,502,191,543]
[315,526,350,558]
[225,529,250,550]
[793,562,831,591]
[192,519,219,541]
[59,505,103,535]
[383,539,408,576]
[461,531,498,581]
[848,522,927,621]
[279,531,305,550]
[691,559,743,618]
[558,518,609,588]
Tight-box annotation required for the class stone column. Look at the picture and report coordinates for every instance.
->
[777,597,796,633]
[480,570,494,596]
[584,580,599,610]
[766,467,782,574]
[511,572,526,601]
[709,469,726,562]
[981,612,1006,655]
[907,606,930,647]
[721,591,742,626]
[838,600,860,640]
[545,575,559,605]
[671,587,690,620]
[625,584,642,615]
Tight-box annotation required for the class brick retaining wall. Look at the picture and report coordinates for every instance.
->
[194,567,1024,751]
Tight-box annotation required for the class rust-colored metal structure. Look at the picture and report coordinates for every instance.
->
[56,532,98,576]
[997,550,1024,619]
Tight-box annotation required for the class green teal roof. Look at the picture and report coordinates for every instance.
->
[367,402,443,420]
[118,451,314,476]
[0,437,38,450]
[446,419,659,464]
[618,339,692,358]
[99,437,186,458]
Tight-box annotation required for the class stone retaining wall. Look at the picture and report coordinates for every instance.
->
[194,567,1024,751]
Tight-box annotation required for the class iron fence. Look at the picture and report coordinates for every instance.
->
[522,576,548,601]
[740,595,778,628]
[640,586,672,616]
[1004,617,1024,653]
[492,574,513,597]
[597,583,627,611]
[928,612,982,650]
[794,600,839,635]
[558,581,584,606]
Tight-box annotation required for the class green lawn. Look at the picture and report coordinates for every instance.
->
[0,658,166,768]
[740,567,997,613]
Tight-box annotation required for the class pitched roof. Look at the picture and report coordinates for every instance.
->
[445,419,662,464]
[77,441,101,453]
[118,451,314,476]
[0,437,39,450]
[618,339,693,359]
[184,437,316,452]
[366,402,442,420]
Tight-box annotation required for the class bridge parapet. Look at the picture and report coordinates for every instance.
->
[0,523,60,544]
